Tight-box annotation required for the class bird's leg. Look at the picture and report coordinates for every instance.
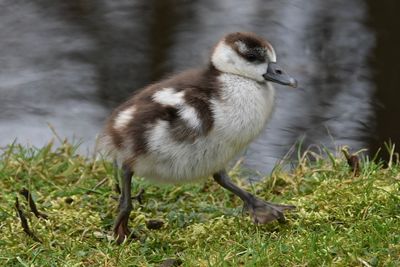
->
[113,164,135,244]
[213,170,295,224]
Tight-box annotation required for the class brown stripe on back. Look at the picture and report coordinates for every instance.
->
[182,65,221,135]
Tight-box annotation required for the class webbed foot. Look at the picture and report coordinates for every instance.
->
[243,197,295,224]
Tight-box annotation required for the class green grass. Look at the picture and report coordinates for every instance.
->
[0,141,399,266]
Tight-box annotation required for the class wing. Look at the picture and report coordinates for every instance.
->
[105,69,218,157]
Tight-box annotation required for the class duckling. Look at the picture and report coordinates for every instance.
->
[101,32,297,244]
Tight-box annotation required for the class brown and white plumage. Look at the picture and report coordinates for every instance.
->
[100,32,297,243]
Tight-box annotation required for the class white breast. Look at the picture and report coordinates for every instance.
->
[133,74,275,183]
[212,73,275,146]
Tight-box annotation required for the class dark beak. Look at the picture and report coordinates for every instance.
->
[262,62,297,88]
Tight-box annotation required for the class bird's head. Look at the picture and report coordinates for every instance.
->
[211,32,297,87]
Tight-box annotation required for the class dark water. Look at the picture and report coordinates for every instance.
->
[1,0,399,174]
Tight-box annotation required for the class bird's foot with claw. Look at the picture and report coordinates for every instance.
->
[243,197,296,224]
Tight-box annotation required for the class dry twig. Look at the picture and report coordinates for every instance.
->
[15,197,42,242]
[19,188,48,219]
[342,147,361,176]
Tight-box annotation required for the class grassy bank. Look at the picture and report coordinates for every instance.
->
[0,142,399,266]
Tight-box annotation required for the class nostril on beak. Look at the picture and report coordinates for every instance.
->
[276,69,282,75]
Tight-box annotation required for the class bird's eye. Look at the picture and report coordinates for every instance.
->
[246,53,257,62]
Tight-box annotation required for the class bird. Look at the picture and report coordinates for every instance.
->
[101,32,298,244]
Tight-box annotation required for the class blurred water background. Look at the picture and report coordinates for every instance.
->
[1,0,399,174]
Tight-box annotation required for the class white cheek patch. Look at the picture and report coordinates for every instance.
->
[152,87,184,106]
[114,106,136,130]
[255,63,269,78]
[212,42,265,82]
[211,42,237,73]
